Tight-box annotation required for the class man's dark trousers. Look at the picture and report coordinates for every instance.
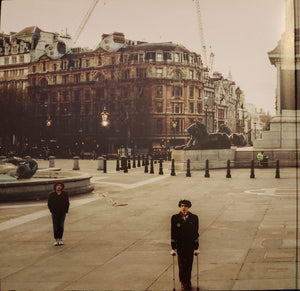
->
[51,214,66,239]
[177,248,194,287]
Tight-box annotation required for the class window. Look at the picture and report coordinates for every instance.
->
[53,64,57,71]
[12,56,17,64]
[172,86,182,98]
[124,69,130,79]
[53,76,57,84]
[156,53,163,62]
[156,68,163,77]
[156,102,163,113]
[189,86,194,98]
[62,92,68,102]
[85,103,90,115]
[218,109,225,119]
[19,55,24,63]
[189,102,194,113]
[189,70,194,79]
[86,72,90,82]
[156,86,163,97]
[155,119,163,134]
[86,59,89,67]
[174,53,180,63]
[74,74,80,83]
[98,56,102,66]
[62,75,68,84]
[85,90,90,101]
[43,61,46,71]
[197,102,202,114]
[172,102,183,114]
[138,53,144,62]
[4,57,9,65]
[137,68,146,78]
[33,66,36,73]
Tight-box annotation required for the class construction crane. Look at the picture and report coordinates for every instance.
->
[193,0,208,67]
[73,0,102,45]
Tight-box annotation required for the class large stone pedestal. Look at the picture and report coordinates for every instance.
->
[171,149,236,170]
[254,110,300,149]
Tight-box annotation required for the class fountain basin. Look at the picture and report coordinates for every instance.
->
[0,169,94,202]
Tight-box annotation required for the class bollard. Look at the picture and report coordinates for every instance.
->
[97,156,104,171]
[186,159,191,177]
[121,157,126,170]
[116,158,120,171]
[127,157,131,169]
[250,160,255,178]
[144,158,149,173]
[275,160,280,178]
[204,159,210,178]
[137,155,141,167]
[226,160,231,178]
[103,158,107,173]
[142,155,145,166]
[73,156,80,170]
[159,158,164,175]
[133,156,136,168]
[123,158,128,173]
[49,156,55,168]
[171,159,176,176]
[150,159,154,174]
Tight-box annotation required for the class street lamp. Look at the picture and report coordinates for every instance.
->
[101,106,110,155]
[101,106,109,127]
[171,120,177,148]
[204,96,208,130]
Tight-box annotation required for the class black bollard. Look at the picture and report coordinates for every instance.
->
[150,159,154,174]
[103,158,107,173]
[144,158,149,173]
[127,157,131,169]
[250,160,255,178]
[123,159,128,173]
[142,155,145,166]
[204,159,210,178]
[137,155,141,167]
[226,160,231,178]
[171,159,176,176]
[116,158,120,171]
[275,160,280,178]
[159,158,164,175]
[186,159,191,177]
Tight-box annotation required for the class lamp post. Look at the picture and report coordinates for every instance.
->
[101,106,109,155]
[171,120,177,148]
[204,96,208,130]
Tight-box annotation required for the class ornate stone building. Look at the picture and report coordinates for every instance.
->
[27,32,205,155]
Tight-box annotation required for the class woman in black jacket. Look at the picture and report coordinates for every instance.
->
[48,182,69,246]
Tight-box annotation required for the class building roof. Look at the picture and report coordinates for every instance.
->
[125,42,191,53]
[15,26,41,36]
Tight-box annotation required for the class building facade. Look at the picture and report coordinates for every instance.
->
[0,28,258,157]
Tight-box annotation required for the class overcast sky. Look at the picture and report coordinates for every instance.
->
[1,0,286,115]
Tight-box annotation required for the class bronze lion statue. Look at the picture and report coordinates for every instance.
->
[177,121,231,150]
[218,124,247,147]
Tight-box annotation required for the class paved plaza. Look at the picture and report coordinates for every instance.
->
[0,158,299,291]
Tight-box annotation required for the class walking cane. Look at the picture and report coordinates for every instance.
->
[172,253,176,291]
[195,251,200,290]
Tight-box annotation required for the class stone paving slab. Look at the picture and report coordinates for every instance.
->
[0,159,299,291]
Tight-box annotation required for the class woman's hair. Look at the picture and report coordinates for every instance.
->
[178,199,192,208]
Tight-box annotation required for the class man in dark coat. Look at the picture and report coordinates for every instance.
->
[48,182,69,246]
[171,199,199,290]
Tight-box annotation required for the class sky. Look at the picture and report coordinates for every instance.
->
[0,0,286,115]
